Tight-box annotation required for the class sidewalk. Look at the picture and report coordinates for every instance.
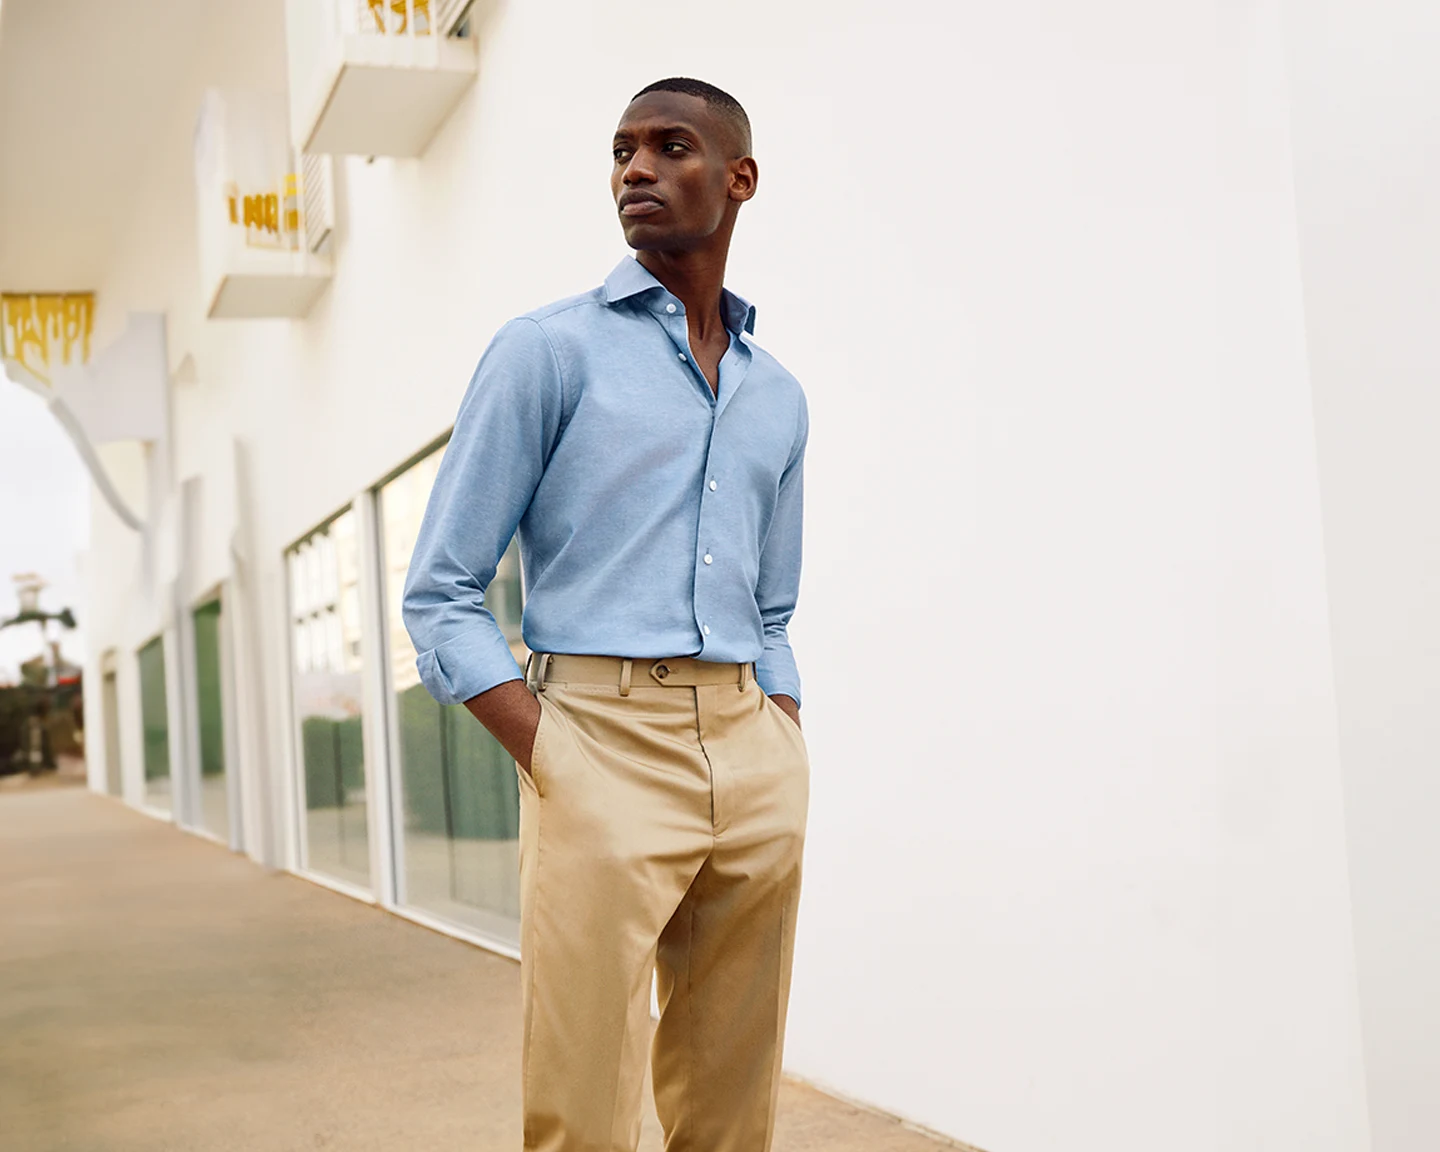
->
[0,786,956,1152]
[0,752,87,794]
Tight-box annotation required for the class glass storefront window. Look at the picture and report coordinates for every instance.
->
[137,636,171,813]
[288,510,371,890]
[380,446,524,946]
[192,598,229,840]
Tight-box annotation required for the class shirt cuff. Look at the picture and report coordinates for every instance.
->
[415,627,525,706]
[756,647,802,708]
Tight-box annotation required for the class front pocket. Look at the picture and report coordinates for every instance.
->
[523,695,554,795]
[764,693,808,760]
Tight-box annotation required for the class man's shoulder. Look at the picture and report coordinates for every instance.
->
[487,285,621,370]
[741,335,806,402]
[515,285,610,332]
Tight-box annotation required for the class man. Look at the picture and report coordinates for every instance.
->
[403,77,809,1152]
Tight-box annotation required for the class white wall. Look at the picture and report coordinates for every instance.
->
[83,440,150,805]
[1283,3,1440,1149]
[1215,5,1371,1148]
[784,6,1222,1147]
[76,1,1433,1147]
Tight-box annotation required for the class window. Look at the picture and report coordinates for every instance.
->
[288,510,371,889]
[137,636,170,814]
[192,598,229,840]
[379,445,524,945]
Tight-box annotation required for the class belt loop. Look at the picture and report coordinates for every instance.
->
[738,662,750,692]
[619,658,633,697]
[528,652,552,694]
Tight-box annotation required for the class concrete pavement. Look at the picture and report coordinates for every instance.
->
[0,785,959,1152]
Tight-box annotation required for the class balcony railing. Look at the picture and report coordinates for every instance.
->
[286,0,477,157]
[357,0,432,37]
[353,0,474,37]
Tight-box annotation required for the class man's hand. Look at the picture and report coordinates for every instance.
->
[464,679,543,774]
[770,694,801,730]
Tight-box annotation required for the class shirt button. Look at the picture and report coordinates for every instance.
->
[708,480,717,491]
[703,554,713,565]
[666,303,677,314]
[678,353,687,362]
[702,624,711,636]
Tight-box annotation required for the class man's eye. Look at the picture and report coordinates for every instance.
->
[663,141,687,153]
[613,149,631,162]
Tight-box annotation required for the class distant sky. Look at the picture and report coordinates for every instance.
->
[0,381,90,683]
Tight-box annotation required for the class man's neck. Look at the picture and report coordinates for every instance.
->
[637,249,731,342]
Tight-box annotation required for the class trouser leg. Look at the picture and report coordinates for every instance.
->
[518,686,712,1152]
[652,684,810,1152]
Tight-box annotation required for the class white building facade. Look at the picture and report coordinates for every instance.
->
[2,2,1437,1150]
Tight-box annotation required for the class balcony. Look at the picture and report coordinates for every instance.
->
[194,90,334,320]
[287,0,478,158]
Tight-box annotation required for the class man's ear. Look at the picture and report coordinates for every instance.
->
[730,157,759,204]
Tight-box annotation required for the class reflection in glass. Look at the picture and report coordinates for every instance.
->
[289,510,371,890]
[192,599,229,840]
[381,446,523,945]
[137,636,171,813]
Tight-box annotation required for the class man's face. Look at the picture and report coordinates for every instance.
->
[611,91,748,252]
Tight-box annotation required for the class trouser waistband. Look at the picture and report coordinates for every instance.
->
[524,653,754,696]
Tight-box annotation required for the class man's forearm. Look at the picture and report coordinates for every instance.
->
[464,679,543,772]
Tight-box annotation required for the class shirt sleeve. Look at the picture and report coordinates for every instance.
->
[754,392,808,706]
[402,318,565,705]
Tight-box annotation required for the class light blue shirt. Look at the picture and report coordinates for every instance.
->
[403,257,808,707]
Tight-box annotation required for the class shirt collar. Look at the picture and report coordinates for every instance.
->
[603,256,757,336]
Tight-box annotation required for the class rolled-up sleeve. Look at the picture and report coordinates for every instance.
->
[754,394,808,705]
[402,318,564,705]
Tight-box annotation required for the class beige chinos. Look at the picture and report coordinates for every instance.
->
[517,654,809,1152]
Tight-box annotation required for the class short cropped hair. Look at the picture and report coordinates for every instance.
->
[631,77,752,157]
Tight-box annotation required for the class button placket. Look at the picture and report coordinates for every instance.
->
[694,431,724,645]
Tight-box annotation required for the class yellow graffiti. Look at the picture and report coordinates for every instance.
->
[367,0,431,35]
[244,193,281,234]
[0,293,95,386]
[224,176,303,251]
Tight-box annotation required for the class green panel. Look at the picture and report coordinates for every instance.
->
[192,602,225,778]
[335,717,368,875]
[398,682,447,835]
[337,716,365,797]
[301,716,340,809]
[382,467,522,935]
[137,638,169,783]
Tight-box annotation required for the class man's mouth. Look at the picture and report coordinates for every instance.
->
[620,193,664,218]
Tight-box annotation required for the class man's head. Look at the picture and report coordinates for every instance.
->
[612,78,757,255]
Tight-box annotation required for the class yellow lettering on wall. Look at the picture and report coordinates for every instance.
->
[367,0,432,36]
[0,293,96,387]
[228,175,304,250]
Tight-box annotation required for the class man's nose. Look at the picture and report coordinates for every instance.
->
[622,148,657,184]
